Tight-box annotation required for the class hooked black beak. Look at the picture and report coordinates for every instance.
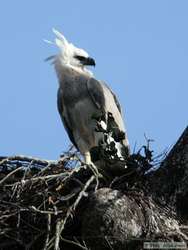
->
[74,55,96,66]
[85,57,96,67]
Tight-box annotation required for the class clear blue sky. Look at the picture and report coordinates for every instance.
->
[0,1,187,159]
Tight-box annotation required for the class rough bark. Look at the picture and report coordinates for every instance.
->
[148,126,188,222]
[81,188,184,250]
[79,127,188,249]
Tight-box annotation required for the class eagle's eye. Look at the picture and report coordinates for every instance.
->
[74,55,86,61]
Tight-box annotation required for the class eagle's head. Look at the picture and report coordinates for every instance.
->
[47,29,95,76]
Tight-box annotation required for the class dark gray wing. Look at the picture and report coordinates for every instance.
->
[87,78,122,114]
[101,81,122,114]
[57,88,78,149]
[110,90,122,114]
[86,78,105,109]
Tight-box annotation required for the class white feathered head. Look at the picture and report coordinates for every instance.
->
[46,29,95,74]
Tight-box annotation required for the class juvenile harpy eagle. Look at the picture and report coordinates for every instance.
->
[48,29,129,164]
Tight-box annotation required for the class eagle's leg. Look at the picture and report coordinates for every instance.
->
[84,151,92,165]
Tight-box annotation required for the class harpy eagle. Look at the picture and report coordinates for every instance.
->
[47,29,129,164]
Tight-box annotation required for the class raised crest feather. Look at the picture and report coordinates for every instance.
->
[43,39,55,45]
[52,28,69,47]
[46,28,93,76]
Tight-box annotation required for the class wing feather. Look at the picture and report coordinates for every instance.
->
[57,88,78,149]
[87,78,122,114]
[101,81,122,114]
[86,78,105,110]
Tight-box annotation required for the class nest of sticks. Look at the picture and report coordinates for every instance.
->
[0,140,158,250]
[1,125,188,249]
[0,152,98,249]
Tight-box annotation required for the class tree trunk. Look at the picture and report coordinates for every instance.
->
[80,127,188,249]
